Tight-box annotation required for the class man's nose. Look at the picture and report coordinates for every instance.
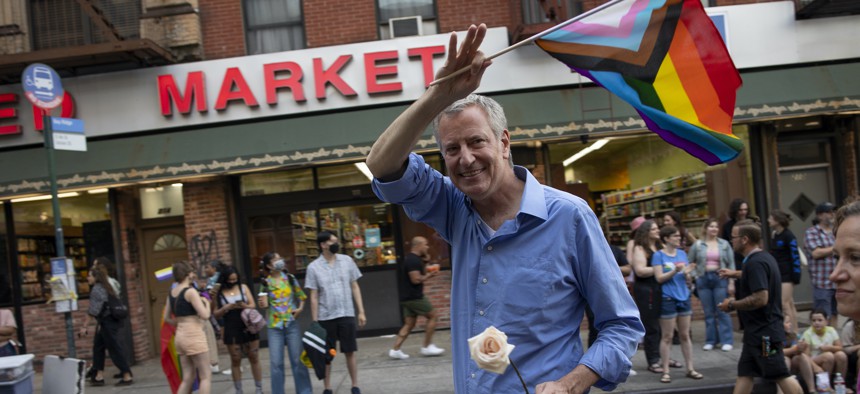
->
[459,147,475,166]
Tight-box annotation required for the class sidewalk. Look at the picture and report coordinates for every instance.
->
[34,312,829,393]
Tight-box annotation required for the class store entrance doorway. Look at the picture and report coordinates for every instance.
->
[142,226,188,354]
[777,138,834,309]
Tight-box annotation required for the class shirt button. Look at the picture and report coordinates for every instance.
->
[482,278,488,284]
[487,246,493,251]
[479,310,485,316]
[471,373,476,379]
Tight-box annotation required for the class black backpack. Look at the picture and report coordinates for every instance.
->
[105,293,128,320]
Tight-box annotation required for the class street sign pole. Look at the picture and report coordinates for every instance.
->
[23,63,77,357]
[43,112,76,358]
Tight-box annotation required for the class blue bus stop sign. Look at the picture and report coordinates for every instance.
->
[22,63,64,109]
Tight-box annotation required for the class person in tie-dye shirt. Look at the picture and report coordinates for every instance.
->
[257,252,311,394]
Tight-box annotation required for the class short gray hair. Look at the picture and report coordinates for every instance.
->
[432,94,508,154]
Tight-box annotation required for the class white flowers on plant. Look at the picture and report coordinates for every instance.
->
[468,326,515,374]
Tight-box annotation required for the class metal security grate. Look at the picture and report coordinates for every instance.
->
[30,0,140,50]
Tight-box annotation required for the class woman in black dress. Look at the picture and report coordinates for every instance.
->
[214,266,262,394]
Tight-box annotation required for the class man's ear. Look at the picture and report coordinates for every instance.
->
[501,129,511,159]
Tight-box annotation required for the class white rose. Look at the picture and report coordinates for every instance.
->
[468,326,515,374]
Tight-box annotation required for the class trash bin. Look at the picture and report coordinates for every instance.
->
[0,371,33,394]
[0,354,34,394]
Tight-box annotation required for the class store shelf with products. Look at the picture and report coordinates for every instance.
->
[17,236,90,302]
[290,211,318,272]
[602,173,710,244]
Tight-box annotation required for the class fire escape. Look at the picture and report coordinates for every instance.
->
[0,0,187,84]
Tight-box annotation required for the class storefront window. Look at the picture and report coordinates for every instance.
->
[140,184,184,219]
[321,204,395,268]
[12,191,112,302]
[317,164,371,189]
[241,168,314,196]
[247,204,396,275]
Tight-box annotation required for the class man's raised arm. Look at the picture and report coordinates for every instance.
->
[365,24,491,181]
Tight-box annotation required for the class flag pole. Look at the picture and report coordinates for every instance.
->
[429,0,625,86]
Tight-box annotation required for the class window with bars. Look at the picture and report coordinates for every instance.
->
[29,0,140,50]
[244,0,305,55]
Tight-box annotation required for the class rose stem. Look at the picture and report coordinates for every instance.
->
[510,358,530,394]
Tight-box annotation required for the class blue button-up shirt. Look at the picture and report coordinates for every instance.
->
[373,154,643,393]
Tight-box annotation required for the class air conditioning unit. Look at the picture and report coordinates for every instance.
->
[389,16,422,38]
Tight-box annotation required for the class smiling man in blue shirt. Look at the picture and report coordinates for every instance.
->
[366,24,643,394]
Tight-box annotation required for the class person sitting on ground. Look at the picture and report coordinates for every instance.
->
[782,317,819,394]
[800,309,848,391]
[840,318,860,392]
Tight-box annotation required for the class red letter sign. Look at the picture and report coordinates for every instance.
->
[408,45,445,88]
[0,93,20,135]
[33,91,75,131]
[264,62,306,104]
[313,55,357,100]
[364,50,402,94]
[215,67,260,110]
[158,72,207,116]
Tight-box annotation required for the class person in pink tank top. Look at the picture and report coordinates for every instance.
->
[688,218,736,352]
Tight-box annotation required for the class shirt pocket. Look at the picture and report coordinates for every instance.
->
[498,257,554,318]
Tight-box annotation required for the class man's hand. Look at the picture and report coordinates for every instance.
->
[78,326,88,338]
[718,297,735,312]
[718,268,740,279]
[431,24,490,100]
[357,312,367,328]
[536,380,573,394]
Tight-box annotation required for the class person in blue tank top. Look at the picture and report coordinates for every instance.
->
[653,226,702,383]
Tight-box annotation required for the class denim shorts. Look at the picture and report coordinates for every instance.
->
[660,297,692,319]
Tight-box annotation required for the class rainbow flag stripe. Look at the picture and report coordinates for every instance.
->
[535,0,743,165]
[160,306,181,393]
[155,267,173,281]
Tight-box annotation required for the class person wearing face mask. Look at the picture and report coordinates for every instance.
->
[305,231,366,394]
[257,252,311,394]
[214,266,262,394]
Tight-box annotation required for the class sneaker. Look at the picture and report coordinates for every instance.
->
[351,388,361,394]
[420,344,445,356]
[223,366,239,375]
[702,344,714,351]
[721,344,733,352]
[389,349,410,360]
[628,369,638,377]
[211,365,221,373]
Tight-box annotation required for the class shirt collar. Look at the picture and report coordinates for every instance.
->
[461,166,548,222]
[514,165,548,221]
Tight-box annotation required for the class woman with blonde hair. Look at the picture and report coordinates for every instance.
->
[164,261,212,394]
[688,218,735,352]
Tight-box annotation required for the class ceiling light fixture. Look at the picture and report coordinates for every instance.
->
[354,162,374,181]
[11,192,80,203]
[563,139,609,167]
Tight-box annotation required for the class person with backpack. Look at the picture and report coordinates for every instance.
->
[257,252,311,394]
[79,264,133,386]
[214,265,263,394]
